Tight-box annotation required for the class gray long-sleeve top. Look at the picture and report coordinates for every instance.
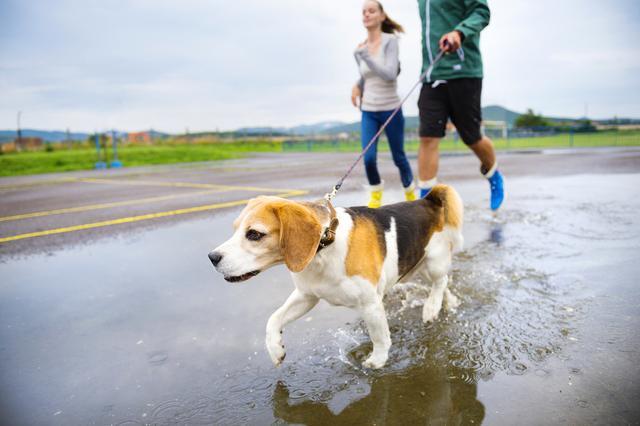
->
[354,33,401,111]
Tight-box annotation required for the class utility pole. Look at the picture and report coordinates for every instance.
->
[17,111,22,151]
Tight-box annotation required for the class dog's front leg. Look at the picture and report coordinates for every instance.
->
[265,289,319,366]
[360,298,391,369]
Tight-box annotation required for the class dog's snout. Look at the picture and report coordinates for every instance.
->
[208,251,223,267]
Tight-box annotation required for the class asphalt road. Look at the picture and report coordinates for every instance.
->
[1,148,639,425]
[2,148,638,258]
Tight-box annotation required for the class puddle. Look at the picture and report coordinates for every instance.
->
[1,173,639,424]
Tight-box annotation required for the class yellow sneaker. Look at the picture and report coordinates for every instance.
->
[404,181,416,201]
[367,183,383,208]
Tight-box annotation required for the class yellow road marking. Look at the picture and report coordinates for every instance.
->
[0,190,308,243]
[0,178,79,192]
[76,177,304,193]
[0,177,309,222]
[0,189,225,222]
[76,177,220,189]
[0,176,302,194]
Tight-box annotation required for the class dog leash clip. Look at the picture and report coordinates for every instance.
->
[324,184,339,202]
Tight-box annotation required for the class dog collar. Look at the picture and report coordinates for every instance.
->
[317,201,339,252]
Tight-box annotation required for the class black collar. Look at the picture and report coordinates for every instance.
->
[317,202,339,252]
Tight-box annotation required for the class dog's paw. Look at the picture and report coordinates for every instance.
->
[422,299,442,323]
[444,288,460,311]
[266,334,286,366]
[363,353,388,369]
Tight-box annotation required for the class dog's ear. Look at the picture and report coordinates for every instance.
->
[276,203,322,273]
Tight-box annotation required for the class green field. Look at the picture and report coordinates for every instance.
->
[284,130,640,153]
[1,131,638,177]
[0,141,281,177]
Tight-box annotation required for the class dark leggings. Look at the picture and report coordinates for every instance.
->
[361,109,414,187]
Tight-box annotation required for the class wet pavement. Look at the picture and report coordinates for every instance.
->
[1,148,639,424]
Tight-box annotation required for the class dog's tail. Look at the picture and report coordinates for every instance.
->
[426,184,464,250]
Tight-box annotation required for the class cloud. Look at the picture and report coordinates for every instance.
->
[0,0,638,131]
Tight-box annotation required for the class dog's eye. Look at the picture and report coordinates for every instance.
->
[245,229,266,241]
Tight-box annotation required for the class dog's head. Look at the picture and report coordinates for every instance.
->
[208,196,327,282]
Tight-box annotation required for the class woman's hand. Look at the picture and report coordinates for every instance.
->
[351,85,362,108]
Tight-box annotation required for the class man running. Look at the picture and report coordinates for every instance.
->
[417,0,504,210]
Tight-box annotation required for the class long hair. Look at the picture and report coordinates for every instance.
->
[372,1,405,34]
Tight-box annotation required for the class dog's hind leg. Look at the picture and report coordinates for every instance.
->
[421,274,448,323]
[420,234,453,323]
[266,289,319,366]
[360,298,392,369]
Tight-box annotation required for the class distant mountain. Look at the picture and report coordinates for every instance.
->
[289,121,345,135]
[2,106,637,144]
[233,127,289,137]
[312,105,523,135]
[0,129,89,143]
[482,105,521,126]
[306,105,640,134]
[235,121,346,136]
[141,130,170,139]
[0,129,170,143]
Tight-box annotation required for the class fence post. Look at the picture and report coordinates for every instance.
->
[94,133,107,169]
[569,130,574,148]
[110,130,122,168]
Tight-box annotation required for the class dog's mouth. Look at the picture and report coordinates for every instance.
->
[224,270,260,283]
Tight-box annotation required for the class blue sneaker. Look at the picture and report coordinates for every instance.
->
[419,187,432,198]
[488,170,505,210]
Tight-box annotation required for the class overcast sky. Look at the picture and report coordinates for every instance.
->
[1,0,639,132]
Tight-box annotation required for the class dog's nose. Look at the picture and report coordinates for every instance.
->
[208,251,223,267]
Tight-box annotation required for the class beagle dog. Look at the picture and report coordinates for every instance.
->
[208,184,463,369]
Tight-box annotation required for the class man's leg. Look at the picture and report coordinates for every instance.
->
[468,135,496,172]
[418,137,440,197]
[468,136,504,210]
[449,78,505,210]
[417,83,449,198]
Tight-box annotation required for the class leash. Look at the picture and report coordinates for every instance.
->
[324,47,448,202]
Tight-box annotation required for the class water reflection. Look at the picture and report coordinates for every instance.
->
[272,361,484,424]
[112,213,579,424]
[489,222,504,245]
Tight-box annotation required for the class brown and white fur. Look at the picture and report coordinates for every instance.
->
[208,184,463,369]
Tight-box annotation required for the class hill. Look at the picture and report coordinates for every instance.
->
[0,129,90,143]
[3,106,638,143]
[307,105,521,135]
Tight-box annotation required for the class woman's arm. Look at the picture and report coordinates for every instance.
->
[352,51,364,107]
[354,37,400,82]
[351,82,362,108]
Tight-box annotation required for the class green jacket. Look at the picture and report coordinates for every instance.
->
[418,0,490,82]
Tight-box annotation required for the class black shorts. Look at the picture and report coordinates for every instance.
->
[417,78,483,145]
